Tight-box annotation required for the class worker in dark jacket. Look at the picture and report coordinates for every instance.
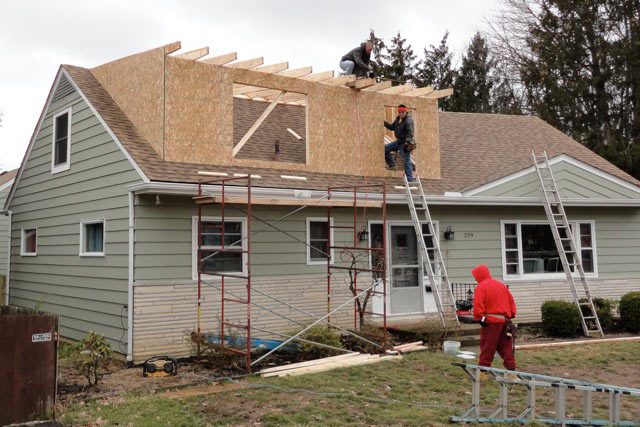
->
[340,41,373,77]
[384,105,415,181]
[472,264,517,371]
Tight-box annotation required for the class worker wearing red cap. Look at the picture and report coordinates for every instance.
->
[384,104,415,181]
[471,264,517,370]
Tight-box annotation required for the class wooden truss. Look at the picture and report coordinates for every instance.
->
[170,46,454,107]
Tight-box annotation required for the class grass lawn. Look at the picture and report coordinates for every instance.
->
[60,340,640,426]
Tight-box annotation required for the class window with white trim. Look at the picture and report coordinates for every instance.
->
[52,108,71,173]
[193,217,246,276]
[21,228,37,256]
[306,218,333,264]
[80,220,105,256]
[501,221,596,278]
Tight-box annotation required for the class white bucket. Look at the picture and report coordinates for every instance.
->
[443,340,461,356]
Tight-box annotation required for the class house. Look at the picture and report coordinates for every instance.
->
[5,42,640,363]
[0,169,17,303]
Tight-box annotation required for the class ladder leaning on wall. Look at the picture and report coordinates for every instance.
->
[531,151,604,337]
[403,175,459,328]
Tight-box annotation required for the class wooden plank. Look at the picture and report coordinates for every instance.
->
[361,80,393,92]
[201,52,237,65]
[164,41,182,54]
[174,47,209,61]
[346,78,376,90]
[300,70,335,82]
[322,75,356,86]
[277,66,313,78]
[424,88,454,99]
[281,92,307,103]
[254,62,289,74]
[227,57,264,69]
[263,354,378,377]
[378,84,415,95]
[259,352,361,375]
[402,86,435,97]
[287,128,303,141]
[398,345,429,354]
[232,91,284,156]
[272,355,401,377]
[392,341,423,350]
[243,88,284,99]
[194,195,384,208]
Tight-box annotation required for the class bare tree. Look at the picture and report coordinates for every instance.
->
[340,247,384,330]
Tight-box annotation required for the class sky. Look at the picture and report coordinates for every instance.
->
[0,0,499,171]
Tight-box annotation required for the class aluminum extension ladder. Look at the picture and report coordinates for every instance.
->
[403,175,458,328]
[531,151,604,337]
[452,363,640,425]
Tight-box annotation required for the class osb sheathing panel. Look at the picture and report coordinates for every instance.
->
[91,44,177,159]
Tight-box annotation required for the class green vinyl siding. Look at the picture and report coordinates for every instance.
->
[8,81,141,346]
[474,161,640,199]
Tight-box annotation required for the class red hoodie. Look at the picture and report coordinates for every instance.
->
[472,264,517,323]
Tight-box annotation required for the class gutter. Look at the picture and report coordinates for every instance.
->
[126,182,640,207]
[1,209,11,306]
[126,191,134,365]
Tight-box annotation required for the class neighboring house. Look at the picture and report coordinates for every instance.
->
[0,169,17,303]
[5,43,640,363]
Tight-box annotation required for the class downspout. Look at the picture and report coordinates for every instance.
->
[2,209,11,306]
[127,191,134,365]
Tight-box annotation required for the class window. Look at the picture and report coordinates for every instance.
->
[501,221,597,278]
[21,228,37,256]
[80,220,105,256]
[51,108,71,173]
[306,218,333,265]
[192,217,246,277]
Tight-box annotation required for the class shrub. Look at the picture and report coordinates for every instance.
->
[71,331,114,386]
[619,292,640,333]
[541,300,581,337]
[290,325,344,359]
[579,298,614,330]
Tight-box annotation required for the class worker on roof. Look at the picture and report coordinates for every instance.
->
[339,41,373,78]
[472,264,517,372]
[384,104,415,181]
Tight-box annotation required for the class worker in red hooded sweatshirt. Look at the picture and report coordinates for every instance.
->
[472,264,517,371]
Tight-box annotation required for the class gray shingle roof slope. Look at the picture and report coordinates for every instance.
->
[63,65,640,195]
[0,169,18,186]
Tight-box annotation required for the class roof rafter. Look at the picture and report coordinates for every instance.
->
[361,80,393,92]
[254,62,289,73]
[276,66,313,78]
[346,78,376,90]
[201,52,237,65]
[322,75,356,86]
[299,71,335,82]
[403,86,434,97]
[378,84,415,95]
[227,57,264,69]
[174,47,210,61]
[424,88,454,99]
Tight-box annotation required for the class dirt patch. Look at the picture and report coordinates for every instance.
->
[163,382,245,399]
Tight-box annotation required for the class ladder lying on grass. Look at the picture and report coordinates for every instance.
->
[403,175,458,328]
[531,151,604,337]
[452,363,640,426]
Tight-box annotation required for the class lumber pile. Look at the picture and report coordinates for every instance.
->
[391,341,428,354]
[258,352,401,378]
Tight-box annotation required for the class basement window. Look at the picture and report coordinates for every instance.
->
[232,85,307,164]
[192,217,247,277]
[20,228,37,256]
[80,220,105,256]
[501,220,597,279]
[306,218,333,265]
[51,107,72,174]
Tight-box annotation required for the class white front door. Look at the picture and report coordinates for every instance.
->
[389,225,423,314]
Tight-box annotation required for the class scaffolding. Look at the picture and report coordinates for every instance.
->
[194,178,389,370]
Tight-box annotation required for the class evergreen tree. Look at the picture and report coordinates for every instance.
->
[415,32,455,90]
[384,31,417,85]
[368,29,389,79]
[450,33,495,113]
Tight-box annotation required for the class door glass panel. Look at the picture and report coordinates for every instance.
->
[391,226,418,288]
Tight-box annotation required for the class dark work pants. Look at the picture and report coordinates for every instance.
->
[479,322,516,370]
